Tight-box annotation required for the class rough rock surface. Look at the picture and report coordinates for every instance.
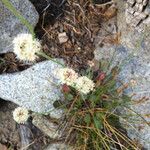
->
[0,60,64,119]
[94,0,150,149]
[0,0,39,53]
[0,101,20,148]
[44,143,73,150]
[126,0,150,32]
[32,114,61,139]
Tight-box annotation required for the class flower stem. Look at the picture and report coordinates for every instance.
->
[37,51,65,67]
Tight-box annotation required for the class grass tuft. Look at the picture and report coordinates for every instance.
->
[56,62,142,150]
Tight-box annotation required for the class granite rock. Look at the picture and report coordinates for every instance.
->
[0,0,39,53]
[32,114,61,138]
[125,0,150,32]
[94,0,150,148]
[0,60,64,119]
[94,41,150,150]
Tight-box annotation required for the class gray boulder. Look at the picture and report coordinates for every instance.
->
[0,0,39,53]
[0,60,64,119]
[95,45,150,148]
[32,114,61,139]
[94,1,150,148]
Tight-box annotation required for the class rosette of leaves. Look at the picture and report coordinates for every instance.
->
[54,64,141,150]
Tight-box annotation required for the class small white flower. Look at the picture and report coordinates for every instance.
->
[56,68,78,86]
[13,33,41,61]
[75,76,95,94]
[13,107,29,124]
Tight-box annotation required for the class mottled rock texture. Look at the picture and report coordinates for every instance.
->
[0,60,64,119]
[94,0,150,148]
[32,114,61,138]
[126,0,150,32]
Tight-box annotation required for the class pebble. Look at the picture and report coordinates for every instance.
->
[32,115,61,138]
[58,32,68,44]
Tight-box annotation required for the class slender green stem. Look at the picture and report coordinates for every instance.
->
[1,0,35,37]
[37,51,65,67]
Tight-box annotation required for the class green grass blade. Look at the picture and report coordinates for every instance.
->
[1,0,35,36]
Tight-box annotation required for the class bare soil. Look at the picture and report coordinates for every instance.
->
[31,0,117,70]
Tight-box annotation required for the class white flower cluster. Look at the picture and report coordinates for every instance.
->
[13,107,29,124]
[13,33,41,61]
[75,76,95,94]
[56,68,95,94]
[56,68,78,86]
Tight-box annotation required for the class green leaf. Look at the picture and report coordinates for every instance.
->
[90,94,97,101]
[76,97,83,108]
[93,116,103,129]
[105,79,116,89]
[95,112,104,119]
[107,115,120,128]
[65,93,74,101]
[84,114,91,126]
[89,95,97,107]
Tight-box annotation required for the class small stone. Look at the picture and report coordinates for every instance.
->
[32,115,61,138]
[58,32,68,44]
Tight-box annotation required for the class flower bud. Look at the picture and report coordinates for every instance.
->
[62,84,70,93]
[97,72,106,81]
